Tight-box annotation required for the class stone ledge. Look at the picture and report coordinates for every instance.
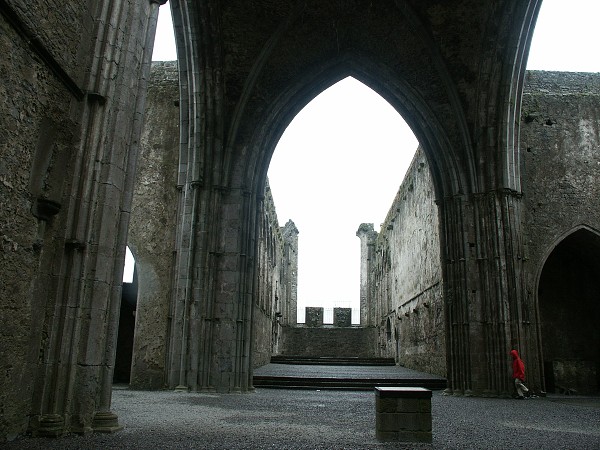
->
[375,386,432,398]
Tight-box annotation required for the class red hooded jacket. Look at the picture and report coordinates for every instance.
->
[511,350,525,380]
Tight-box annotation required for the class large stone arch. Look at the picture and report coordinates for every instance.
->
[165,0,543,396]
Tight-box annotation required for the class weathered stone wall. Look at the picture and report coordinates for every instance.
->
[1,0,159,439]
[129,64,299,378]
[0,1,89,439]
[279,327,378,358]
[360,149,445,377]
[520,71,600,394]
[521,71,600,252]
[253,184,299,368]
[129,62,180,389]
[362,71,600,388]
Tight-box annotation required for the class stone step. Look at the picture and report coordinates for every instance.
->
[253,375,447,391]
[270,355,397,366]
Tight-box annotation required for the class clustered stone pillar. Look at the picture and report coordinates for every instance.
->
[28,0,163,436]
[440,189,536,396]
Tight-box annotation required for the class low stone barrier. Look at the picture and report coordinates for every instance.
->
[375,386,432,443]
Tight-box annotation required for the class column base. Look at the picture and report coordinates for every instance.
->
[37,414,65,437]
[92,411,124,433]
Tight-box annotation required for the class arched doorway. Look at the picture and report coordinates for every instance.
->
[538,228,600,394]
[114,246,138,383]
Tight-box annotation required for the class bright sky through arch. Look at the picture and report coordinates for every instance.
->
[141,0,600,321]
[267,78,417,314]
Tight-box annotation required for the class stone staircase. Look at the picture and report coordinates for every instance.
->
[269,355,396,366]
[253,356,447,391]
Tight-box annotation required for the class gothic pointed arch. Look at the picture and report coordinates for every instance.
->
[165,0,543,395]
[536,225,600,394]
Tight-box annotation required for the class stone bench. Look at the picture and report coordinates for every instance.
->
[375,387,432,443]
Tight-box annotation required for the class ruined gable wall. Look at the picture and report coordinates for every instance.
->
[129,62,180,389]
[253,183,282,367]
[367,71,600,382]
[253,183,299,367]
[129,64,296,380]
[370,149,445,376]
[0,2,90,439]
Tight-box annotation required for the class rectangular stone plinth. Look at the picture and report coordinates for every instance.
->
[375,387,432,443]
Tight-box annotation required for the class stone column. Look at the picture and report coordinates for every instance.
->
[440,189,534,397]
[356,223,378,326]
[31,0,160,436]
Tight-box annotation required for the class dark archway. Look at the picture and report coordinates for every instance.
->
[538,228,600,394]
[114,247,139,383]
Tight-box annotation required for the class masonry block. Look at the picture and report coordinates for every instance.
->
[375,387,432,443]
[333,307,352,327]
[305,307,324,327]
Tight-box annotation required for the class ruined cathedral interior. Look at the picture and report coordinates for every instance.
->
[1,0,599,443]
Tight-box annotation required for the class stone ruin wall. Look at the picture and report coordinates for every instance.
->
[0,1,95,438]
[280,327,379,358]
[129,62,298,385]
[520,71,600,394]
[521,71,600,296]
[362,149,445,377]
[364,70,600,389]
[253,185,299,367]
[128,62,180,389]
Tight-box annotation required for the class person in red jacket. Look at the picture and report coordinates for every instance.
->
[510,349,530,399]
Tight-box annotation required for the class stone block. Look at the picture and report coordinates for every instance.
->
[376,411,431,432]
[333,307,352,327]
[305,307,324,327]
[375,387,432,443]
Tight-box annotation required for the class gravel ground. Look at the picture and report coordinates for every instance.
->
[4,387,599,449]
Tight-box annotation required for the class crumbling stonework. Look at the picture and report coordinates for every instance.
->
[0,5,77,438]
[358,150,445,377]
[4,0,591,442]
[361,71,600,394]
[128,62,180,390]
[127,63,299,379]
[1,0,162,439]
[253,187,299,367]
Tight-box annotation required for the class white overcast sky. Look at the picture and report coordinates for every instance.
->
[130,0,600,320]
